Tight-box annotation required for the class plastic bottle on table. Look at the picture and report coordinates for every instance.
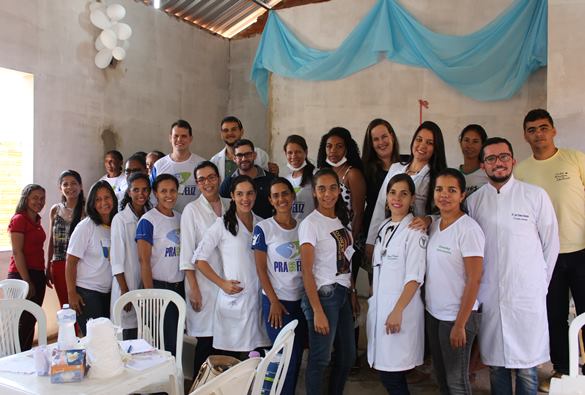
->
[57,304,77,350]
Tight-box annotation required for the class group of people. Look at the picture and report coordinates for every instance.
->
[6,109,584,395]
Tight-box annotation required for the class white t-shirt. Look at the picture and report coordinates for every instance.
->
[136,208,183,283]
[252,217,303,301]
[150,153,205,213]
[298,210,353,290]
[286,172,315,222]
[67,217,112,293]
[425,214,484,321]
[100,174,126,194]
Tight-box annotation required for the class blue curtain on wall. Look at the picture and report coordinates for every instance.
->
[250,0,547,105]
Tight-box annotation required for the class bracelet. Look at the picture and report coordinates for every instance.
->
[350,288,357,294]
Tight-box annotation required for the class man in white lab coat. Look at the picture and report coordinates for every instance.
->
[210,116,277,181]
[466,137,560,395]
[515,109,585,392]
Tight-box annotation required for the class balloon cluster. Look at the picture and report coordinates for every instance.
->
[90,1,133,69]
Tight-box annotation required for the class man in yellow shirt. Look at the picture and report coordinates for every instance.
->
[515,109,585,392]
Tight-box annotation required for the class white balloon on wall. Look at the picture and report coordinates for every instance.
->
[89,2,105,12]
[113,23,132,40]
[90,9,111,30]
[107,4,126,22]
[95,48,113,69]
[95,36,105,51]
[100,29,117,49]
[112,47,126,61]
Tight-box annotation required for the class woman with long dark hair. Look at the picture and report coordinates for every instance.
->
[361,119,400,235]
[66,180,117,335]
[252,177,307,395]
[458,124,489,196]
[47,170,85,309]
[366,121,447,250]
[7,184,47,351]
[195,175,269,355]
[110,172,151,340]
[283,135,316,221]
[300,168,358,395]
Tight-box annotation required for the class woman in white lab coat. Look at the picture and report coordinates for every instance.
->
[180,161,230,375]
[195,175,270,353]
[367,173,427,395]
[110,173,151,339]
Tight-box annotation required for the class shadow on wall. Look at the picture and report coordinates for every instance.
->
[102,127,118,154]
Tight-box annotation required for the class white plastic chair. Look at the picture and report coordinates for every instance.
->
[550,312,585,394]
[189,357,261,395]
[0,279,29,299]
[0,299,47,357]
[250,319,298,395]
[112,288,187,392]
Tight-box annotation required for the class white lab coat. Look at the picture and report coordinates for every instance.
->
[366,163,430,245]
[210,146,270,182]
[110,205,143,329]
[195,215,270,351]
[180,195,230,337]
[367,214,427,371]
[466,176,560,368]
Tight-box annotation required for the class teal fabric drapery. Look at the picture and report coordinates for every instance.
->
[250,0,547,105]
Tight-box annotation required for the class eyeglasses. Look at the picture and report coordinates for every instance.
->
[196,174,219,184]
[483,153,512,165]
[234,151,254,159]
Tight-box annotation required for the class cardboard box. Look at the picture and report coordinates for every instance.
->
[50,349,87,383]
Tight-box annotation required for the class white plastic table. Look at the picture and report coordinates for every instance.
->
[0,348,181,395]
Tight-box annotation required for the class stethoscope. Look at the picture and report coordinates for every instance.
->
[373,219,401,265]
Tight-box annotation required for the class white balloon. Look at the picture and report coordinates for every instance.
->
[89,2,105,13]
[95,36,105,51]
[112,47,126,61]
[90,9,111,29]
[95,48,113,69]
[100,29,117,50]
[107,4,126,22]
[113,23,132,40]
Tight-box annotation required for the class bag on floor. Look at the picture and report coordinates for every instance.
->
[189,355,241,392]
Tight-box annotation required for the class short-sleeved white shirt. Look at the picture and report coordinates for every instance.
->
[286,173,315,222]
[425,214,485,321]
[100,174,126,194]
[298,210,353,290]
[252,217,303,301]
[136,208,183,283]
[67,217,112,293]
[150,153,205,212]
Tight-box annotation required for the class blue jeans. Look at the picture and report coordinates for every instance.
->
[426,311,480,395]
[489,366,538,395]
[262,294,307,395]
[302,283,356,395]
[76,286,110,336]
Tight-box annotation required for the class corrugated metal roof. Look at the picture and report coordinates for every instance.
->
[139,0,282,39]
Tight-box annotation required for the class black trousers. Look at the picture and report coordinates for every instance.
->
[7,270,46,351]
[547,248,585,374]
[152,279,185,357]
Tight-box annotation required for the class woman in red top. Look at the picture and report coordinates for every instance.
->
[7,184,49,351]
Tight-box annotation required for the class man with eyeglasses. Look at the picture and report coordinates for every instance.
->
[514,109,585,391]
[211,116,278,182]
[465,137,559,395]
[219,139,275,218]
